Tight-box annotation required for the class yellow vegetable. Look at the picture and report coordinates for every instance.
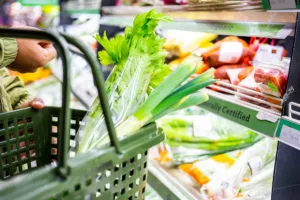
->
[9,67,52,84]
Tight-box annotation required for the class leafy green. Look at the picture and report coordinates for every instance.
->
[148,64,171,94]
[77,10,172,153]
[77,10,215,153]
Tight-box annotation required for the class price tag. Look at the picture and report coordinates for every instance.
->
[219,42,243,63]
[275,28,293,39]
[192,117,212,138]
[254,44,284,63]
[279,125,300,148]
[256,112,279,123]
[269,0,296,9]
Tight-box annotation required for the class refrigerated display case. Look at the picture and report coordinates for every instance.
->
[12,0,300,199]
[88,1,300,199]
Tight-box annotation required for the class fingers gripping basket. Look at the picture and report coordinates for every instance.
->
[0,29,164,200]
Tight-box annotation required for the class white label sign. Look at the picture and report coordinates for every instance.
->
[280,125,300,148]
[270,0,296,9]
[219,41,243,63]
[254,44,284,63]
[256,112,279,123]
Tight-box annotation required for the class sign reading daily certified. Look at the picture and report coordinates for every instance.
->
[204,101,251,122]
[18,0,58,6]
[199,95,279,137]
[269,0,297,9]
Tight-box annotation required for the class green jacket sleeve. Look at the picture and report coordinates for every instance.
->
[0,38,31,112]
[0,68,31,112]
[0,38,18,68]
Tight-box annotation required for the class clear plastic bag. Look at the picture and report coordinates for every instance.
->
[153,107,260,165]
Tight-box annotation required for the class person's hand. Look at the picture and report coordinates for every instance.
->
[8,26,57,73]
[19,97,44,110]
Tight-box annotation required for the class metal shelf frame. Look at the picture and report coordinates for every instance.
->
[100,7,296,39]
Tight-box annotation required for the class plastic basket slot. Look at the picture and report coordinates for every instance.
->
[96,172,102,182]
[51,137,58,145]
[26,126,34,134]
[134,191,139,198]
[85,178,92,186]
[130,157,135,163]
[52,116,58,122]
[128,182,134,191]
[142,174,147,181]
[69,139,76,148]
[129,169,134,177]
[96,189,102,197]
[114,178,119,186]
[114,192,118,199]
[62,190,69,197]
[51,126,58,134]
[70,128,76,136]
[114,164,120,172]
[25,117,32,122]
[137,153,142,160]
[74,183,81,191]
[51,148,57,155]
[121,188,126,195]
[135,178,140,185]
[105,169,111,177]
[121,174,126,181]
[105,183,110,191]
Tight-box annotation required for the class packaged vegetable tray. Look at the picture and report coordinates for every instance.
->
[0,28,164,200]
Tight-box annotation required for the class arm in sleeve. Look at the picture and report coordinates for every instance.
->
[0,38,18,68]
[0,68,31,110]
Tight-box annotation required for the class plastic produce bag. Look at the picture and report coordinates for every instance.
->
[235,60,289,109]
[201,138,277,200]
[214,64,248,81]
[154,107,260,164]
[226,67,254,85]
[253,66,288,98]
[180,150,242,185]
[163,30,217,60]
[235,161,274,200]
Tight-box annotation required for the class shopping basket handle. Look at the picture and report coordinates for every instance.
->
[59,33,121,153]
[0,28,72,177]
[0,28,120,179]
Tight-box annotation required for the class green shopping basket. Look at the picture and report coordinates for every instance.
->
[0,28,164,200]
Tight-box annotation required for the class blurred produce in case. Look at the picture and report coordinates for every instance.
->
[153,107,261,165]
[0,0,59,28]
[8,67,52,84]
[164,31,290,110]
[150,106,276,200]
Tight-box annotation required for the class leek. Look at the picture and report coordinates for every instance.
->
[77,10,215,153]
